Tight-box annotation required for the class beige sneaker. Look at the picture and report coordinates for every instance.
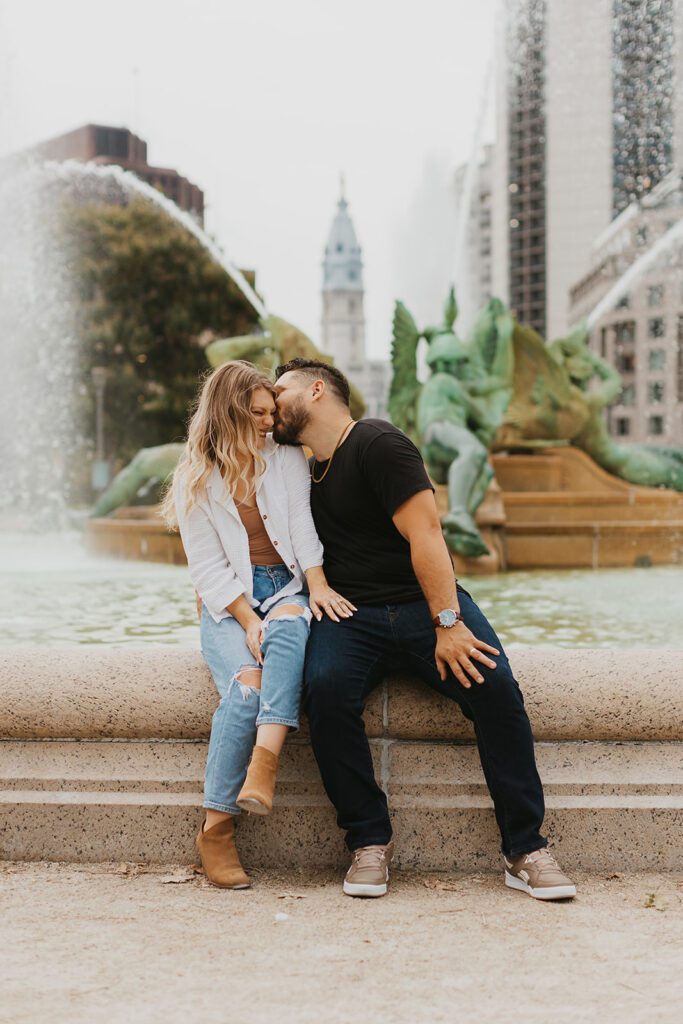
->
[343,842,394,898]
[504,848,576,900]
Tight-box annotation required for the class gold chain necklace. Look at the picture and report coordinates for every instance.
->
[311,420,355,484]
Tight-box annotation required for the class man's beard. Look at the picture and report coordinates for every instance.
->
[272,398,310,446]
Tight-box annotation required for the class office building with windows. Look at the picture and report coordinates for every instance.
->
[32,123,205,224]
[453,144,494,333]
[491,0,683,339]
[569,173,683,446]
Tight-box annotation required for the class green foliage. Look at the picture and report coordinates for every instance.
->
[64,198,258,486]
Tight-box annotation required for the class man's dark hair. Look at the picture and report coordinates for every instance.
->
[275,358,351,407]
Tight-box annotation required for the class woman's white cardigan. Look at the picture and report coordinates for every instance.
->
[174,436,324,623]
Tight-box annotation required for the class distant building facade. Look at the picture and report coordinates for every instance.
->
[321,187,390,420]
[454,143,494,333]
[490,0,683,339]
[569,173,683,447]
[32,123,204,224]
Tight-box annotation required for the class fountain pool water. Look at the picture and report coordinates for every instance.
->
[1,532,682,649]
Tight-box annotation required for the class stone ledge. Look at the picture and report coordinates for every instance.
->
[2,648,683,742]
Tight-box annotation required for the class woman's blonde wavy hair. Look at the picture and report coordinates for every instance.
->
[162,360,275,528]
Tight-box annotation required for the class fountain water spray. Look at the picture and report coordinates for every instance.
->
[586,215,683,331]
[0,157,267,522]
[47,160,268,320]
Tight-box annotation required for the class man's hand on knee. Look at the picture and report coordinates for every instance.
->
[435,625,499,689]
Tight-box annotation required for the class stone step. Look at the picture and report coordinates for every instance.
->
[1,739,681,871]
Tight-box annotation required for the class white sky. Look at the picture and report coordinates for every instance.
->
[0,0,496,358]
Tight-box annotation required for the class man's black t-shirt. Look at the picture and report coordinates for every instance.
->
[308,419,435,606]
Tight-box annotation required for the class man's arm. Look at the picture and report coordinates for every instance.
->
[392,491,499,689]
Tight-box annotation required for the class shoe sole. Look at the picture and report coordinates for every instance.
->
[343,880,388,898]
[193,863,252,890]
[505,871,576,900]
[236,797,271,815]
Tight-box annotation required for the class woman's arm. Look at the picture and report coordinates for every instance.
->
[174,477,246,619]
[304,565,356,622]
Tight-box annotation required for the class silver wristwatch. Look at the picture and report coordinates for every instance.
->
[432,608,461,629]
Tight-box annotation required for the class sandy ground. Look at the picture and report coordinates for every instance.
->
[1,863,682,1024]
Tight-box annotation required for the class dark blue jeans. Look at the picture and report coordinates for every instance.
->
[303,589,547,857]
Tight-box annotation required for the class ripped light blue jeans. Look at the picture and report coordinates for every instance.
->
[200,564,311,814]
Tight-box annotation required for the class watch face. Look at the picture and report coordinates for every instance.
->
[439,609,457,627]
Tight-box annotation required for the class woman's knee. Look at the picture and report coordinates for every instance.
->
[265,603,312,625]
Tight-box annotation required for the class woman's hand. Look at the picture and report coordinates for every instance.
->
[244,617,264,665]
[308,583,357,623]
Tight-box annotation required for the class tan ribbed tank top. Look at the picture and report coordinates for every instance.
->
[236,501,284,566]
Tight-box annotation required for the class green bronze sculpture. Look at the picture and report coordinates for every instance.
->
[390,291,683,558]
[92,314,365,516]
[92,443,184,517]
[548,326,683,490]
[390,290,514,557]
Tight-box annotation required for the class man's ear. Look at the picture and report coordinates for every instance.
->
[310,379,325,402]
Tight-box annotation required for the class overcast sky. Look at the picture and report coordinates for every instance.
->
[0,0,496,358]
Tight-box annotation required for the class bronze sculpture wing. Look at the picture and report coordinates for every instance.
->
[389,301,422,443]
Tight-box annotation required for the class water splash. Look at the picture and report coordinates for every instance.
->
[0,162,81,525]
[47,159,268,320]
[0,157,267,522]
[586,214,683,329]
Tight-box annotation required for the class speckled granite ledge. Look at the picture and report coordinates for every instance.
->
[1,738,682,868]
[1,648,682,868]
[1,647,682,742]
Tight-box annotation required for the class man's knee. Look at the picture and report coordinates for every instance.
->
[303,661,357,718]
[475,658,525,711]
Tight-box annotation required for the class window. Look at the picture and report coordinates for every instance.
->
[348,299,356,314]
[614,321,636,343]
[620,384,635,406]
[648,381,665,403]
[615,417,630,436]
[616,295,630,310]
[648,349,666,370]
[95,127,128,158]
[648,415,664,435]
[616,352,636,373]
[648,318,665,338]
[648,284,664,306]
[636,226,648,248]
[336,243,343,253]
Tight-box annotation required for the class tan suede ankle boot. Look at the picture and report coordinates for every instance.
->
[196,815,250,889]
[236,746,279,815]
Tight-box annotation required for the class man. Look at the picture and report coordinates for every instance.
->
[272,357,576,902]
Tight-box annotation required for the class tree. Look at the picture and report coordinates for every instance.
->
[65,197,259,497]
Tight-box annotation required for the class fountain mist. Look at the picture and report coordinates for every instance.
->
[586,215,683,330]
[0,158,266,522]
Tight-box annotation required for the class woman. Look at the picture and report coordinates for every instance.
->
[164,360,355,889]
